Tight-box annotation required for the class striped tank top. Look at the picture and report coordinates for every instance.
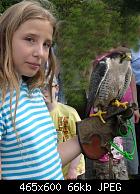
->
[0,81,63,180]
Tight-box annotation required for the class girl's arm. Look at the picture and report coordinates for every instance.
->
[58,136,81,167]
[65,154,82,180]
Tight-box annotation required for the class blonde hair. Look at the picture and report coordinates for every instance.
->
[0,0,57,131]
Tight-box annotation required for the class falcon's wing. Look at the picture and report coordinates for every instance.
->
[117,66,132,100]
[86,60,109,117]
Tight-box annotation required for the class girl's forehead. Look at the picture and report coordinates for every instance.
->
[16,19,53,40]
[21,18,51,27]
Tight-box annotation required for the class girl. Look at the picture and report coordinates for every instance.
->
[0,0,81,180]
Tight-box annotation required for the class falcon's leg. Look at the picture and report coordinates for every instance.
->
[112,99,128,109]
[90,110,107,123]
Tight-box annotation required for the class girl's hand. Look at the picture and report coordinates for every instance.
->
[65,168,77,180]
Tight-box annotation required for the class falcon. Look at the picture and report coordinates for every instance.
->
[86,48,132,122]
[76,48,135,160]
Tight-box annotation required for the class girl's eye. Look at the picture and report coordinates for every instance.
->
[43,42,52,49]
[25,37,35,43]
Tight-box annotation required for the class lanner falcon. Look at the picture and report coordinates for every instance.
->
[86,48,132,122]
[76,47,133,160]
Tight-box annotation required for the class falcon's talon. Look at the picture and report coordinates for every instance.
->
[112,100,128,109]
[90,110,107,123]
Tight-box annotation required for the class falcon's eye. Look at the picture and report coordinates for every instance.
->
[120,53,126,60]
[120,53,131,63]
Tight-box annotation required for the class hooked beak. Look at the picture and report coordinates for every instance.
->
[120,52,131,63]
[124,53,132,61]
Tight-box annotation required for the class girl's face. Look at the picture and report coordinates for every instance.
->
[12,19,53,77]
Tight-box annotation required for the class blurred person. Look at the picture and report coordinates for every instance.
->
[121,74,140,178]
[42,77,85,179]
[131,44,140,175]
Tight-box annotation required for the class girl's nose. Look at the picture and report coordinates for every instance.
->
[33,45,44,58]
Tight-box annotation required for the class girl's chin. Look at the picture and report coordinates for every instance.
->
[22,72,38,77]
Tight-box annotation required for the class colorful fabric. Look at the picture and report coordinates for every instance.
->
[0,81,63,180]
[121,86,133,103]
[50,103,85,178]
[99,137,124,162]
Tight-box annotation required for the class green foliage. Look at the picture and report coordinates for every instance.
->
[1,0,140,108]
[103,0,140,15]
[54,0,140,105]
[0,0,20,13]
